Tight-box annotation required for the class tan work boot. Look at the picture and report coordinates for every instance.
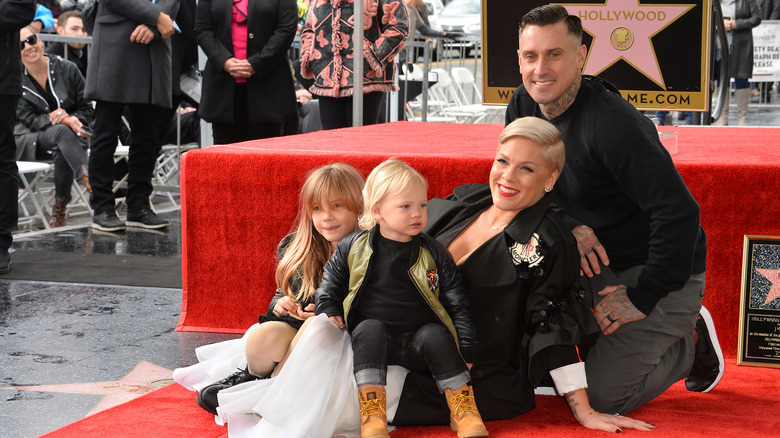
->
[445,385,488,438]
[358,385,389,438]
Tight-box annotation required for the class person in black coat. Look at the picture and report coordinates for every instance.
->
[0,0,37,274]
[505,5,721,418]
[152,0,198,148]
[195,0,298,144]
[760,0,780,18]
[85,0,180,232]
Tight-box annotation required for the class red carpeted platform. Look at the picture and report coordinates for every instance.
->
[41,359,780,437]
[41,122,780,438]
[176,122,780,362]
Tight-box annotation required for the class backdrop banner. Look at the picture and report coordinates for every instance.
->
[752,20,780,82]
[482,0,712,111]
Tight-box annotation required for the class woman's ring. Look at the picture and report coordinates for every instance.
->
[57,111,62,116]
[606,315,617,324]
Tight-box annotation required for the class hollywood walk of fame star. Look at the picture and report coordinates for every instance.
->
[756,268,780,306]
[2,361,173,416]
[560,0,694,89]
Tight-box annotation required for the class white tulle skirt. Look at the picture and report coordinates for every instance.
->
[173,314,408,438]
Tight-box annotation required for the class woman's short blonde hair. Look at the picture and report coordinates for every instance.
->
[498,117,566,173]
[359,158,428,230]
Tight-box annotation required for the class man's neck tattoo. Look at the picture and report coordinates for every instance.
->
[541,79,581,119]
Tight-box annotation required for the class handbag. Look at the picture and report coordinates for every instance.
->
[82,0,98,35]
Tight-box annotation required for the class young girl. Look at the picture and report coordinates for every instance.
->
[315,159,489,438]
[173,163,364,417]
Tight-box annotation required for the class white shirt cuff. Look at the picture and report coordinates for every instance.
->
[549,362,588,395]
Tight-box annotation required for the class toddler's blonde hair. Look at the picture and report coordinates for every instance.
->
[358,159,428,230]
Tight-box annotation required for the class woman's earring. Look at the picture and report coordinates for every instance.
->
[544,187,552,193]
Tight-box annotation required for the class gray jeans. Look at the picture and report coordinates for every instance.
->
[37,124,88,199]
[581,265,705,414]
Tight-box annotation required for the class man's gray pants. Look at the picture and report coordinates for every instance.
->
[581,265,705,414]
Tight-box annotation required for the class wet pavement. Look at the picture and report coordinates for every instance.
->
[1,98,779,436]
[1,210,240,437]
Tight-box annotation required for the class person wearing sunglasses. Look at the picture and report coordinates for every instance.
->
[194,0,299,144]
[0,0,37,274]
[15,26,94,228]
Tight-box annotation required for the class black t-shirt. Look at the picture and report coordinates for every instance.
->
[354,232,439,333]
[505,79,707,314]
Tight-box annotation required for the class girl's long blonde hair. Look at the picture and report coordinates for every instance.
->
[275,163,364,303]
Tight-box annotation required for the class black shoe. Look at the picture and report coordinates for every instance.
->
[685,306,724,392]
[126,208,170,229]
[196,368,263,415]
[92,210,126,232]
[0,248,11,275]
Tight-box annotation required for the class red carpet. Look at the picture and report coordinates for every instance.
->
[43,123,780,437]
[42,359,780,437]
[176,122,780,362]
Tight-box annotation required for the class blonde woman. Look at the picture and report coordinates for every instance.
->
[391,118,652,433]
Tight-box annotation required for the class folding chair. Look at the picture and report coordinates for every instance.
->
[405,68,458,122]
[153,142,198,208]
[448,67,504,123]
[114,142,195,210]
[17,161,53,230]
[428,68,487,123]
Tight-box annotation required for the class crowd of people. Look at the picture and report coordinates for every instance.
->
[0,2,736,435]
[2,1,203,242]
[3,0,442,242]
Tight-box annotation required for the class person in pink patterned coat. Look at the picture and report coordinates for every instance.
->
[300,0,408,130]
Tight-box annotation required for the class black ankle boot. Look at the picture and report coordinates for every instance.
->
[196,367,265,415]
